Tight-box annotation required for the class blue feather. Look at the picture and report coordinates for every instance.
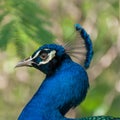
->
[18,54,89,120]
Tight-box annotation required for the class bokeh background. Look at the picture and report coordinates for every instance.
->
[0,0,119,119]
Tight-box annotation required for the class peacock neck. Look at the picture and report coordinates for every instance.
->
[18,85,66,120]
[18,58,71,120]
[18,57,88,120]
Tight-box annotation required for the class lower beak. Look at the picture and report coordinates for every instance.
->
[15,57,33,68]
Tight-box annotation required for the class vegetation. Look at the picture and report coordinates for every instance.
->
[0,0,119,119]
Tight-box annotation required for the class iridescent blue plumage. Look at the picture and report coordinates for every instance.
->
[16,24,118,120]
[18,44,89,120]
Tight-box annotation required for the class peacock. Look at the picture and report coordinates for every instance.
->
[15,24,119,120]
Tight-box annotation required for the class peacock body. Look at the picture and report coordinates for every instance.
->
[16,24,119,120]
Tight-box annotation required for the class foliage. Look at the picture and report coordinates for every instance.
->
[0,0,54,58]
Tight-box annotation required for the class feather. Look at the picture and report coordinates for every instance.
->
[64,24,93,69]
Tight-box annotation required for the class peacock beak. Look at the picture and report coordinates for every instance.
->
[15,57,33,68]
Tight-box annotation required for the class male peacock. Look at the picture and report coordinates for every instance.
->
[16,24,119,120]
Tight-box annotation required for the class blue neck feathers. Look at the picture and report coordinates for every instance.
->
[18,57,89,120]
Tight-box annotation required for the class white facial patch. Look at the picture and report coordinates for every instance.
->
[38,50,56,65]
[29,50,41,61]
[32,51,41,59]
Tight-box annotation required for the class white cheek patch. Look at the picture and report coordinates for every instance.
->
[38,50,56,65]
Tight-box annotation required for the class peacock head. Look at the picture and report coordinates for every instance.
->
[15,24,93,75]
[15,44,68,75]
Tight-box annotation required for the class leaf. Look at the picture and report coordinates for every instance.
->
[0,21,14,50]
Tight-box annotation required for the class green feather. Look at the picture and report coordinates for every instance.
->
[76,116,120,120]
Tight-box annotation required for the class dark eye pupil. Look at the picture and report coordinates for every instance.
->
[40,53,48,60]
[42,54,46,58]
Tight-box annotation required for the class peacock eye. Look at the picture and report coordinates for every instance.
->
[40,52,48,60]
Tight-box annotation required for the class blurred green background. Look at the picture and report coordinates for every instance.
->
[0,0,119,119]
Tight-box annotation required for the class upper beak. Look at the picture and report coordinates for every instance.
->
[15,57,33,68]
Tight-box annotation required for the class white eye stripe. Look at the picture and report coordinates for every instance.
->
[31,49,50,60]
[44,49,50,51]
[31,50,41,60]
[30,49,56,65]
[38,50,56,65]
